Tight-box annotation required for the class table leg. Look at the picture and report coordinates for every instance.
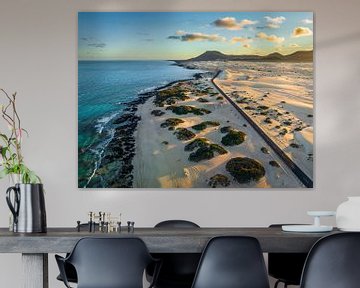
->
[22,253,48,288]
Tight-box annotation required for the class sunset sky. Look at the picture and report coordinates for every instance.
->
[78,12,313,61]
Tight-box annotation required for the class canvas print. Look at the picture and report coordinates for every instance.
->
[78,12,313,188]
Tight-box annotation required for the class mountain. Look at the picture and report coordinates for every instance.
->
[189,50,229,61]
[262,52,285,61]
[177,50,313,63]
[283,50,313,62]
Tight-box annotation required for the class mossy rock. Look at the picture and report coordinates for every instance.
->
[216,96,224,100]
[226,157,265,183]
[197,98,209,103]
[166,105,211,116]
[174,128,196,141]
[192,121,220,131]
[221,130,246,146]
[188,144,227,162]
[184,138,209,151]
[261,147,270,154]
[209,144,227,155]
[264,117,272,124]
[154,86,189,106]
[236,98,248,104]
[189,146,215,162]
[165,97,177,105]
[279,128,288,135]
[208,174,230,188]
[257,105,269,110]
[151,110,165,117]
[160,118,184,128]
[269,160,280,167]
[220,126,233,133]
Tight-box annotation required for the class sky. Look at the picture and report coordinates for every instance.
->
[78,12,313,61]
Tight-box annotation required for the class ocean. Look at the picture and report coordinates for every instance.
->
[78,60,203,188]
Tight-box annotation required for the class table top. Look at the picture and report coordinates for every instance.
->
[0,227,340,254]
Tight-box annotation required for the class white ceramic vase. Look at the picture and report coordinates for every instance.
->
[336,197,360,231]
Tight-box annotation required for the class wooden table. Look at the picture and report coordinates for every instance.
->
[0,227,338,288]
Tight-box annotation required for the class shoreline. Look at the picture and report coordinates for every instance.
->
[84,70,208,188]
[83,59,312,188]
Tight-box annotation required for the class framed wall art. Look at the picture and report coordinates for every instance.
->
[78,12,313,188]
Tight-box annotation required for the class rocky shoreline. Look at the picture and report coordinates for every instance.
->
[93,73,204,188]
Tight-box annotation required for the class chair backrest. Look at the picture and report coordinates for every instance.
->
[153,220,201,280]
[155,220,200,228]
[67,237,153,288]
[191,236,270,288]
[300,232,360,288]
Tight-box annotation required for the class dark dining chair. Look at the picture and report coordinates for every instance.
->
[147,220,201,288]
[268,224,308,288]
[300,232,360,288]
[56,223,99,284]
[191,236,270,288]
[55,237,161,288]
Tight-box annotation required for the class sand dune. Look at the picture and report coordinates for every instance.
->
[205,61,313,178]
[133,73,304,188]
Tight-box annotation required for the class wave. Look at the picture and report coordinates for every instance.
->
[85,127,116,188]
[94,112,119,134]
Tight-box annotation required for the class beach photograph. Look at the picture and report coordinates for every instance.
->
[78,12,314,188]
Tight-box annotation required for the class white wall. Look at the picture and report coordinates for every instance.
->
[0,0,360,287]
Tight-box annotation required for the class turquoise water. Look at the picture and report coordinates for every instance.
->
[78,60,203,187]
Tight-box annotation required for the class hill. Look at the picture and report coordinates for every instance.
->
[177,50,313,63]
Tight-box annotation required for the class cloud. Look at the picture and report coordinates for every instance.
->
[168,32,225,42]
[301,19,313,24]
[290,43,300,48]
[292,27,313,38]
[176,30,186,35]
[265,16,286,28]
[212,17,257,30]
[230,37,251,43]
[230,37,253,47]
[88,43,106,48]
[80,37,106,49]
[256,32,285,43]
